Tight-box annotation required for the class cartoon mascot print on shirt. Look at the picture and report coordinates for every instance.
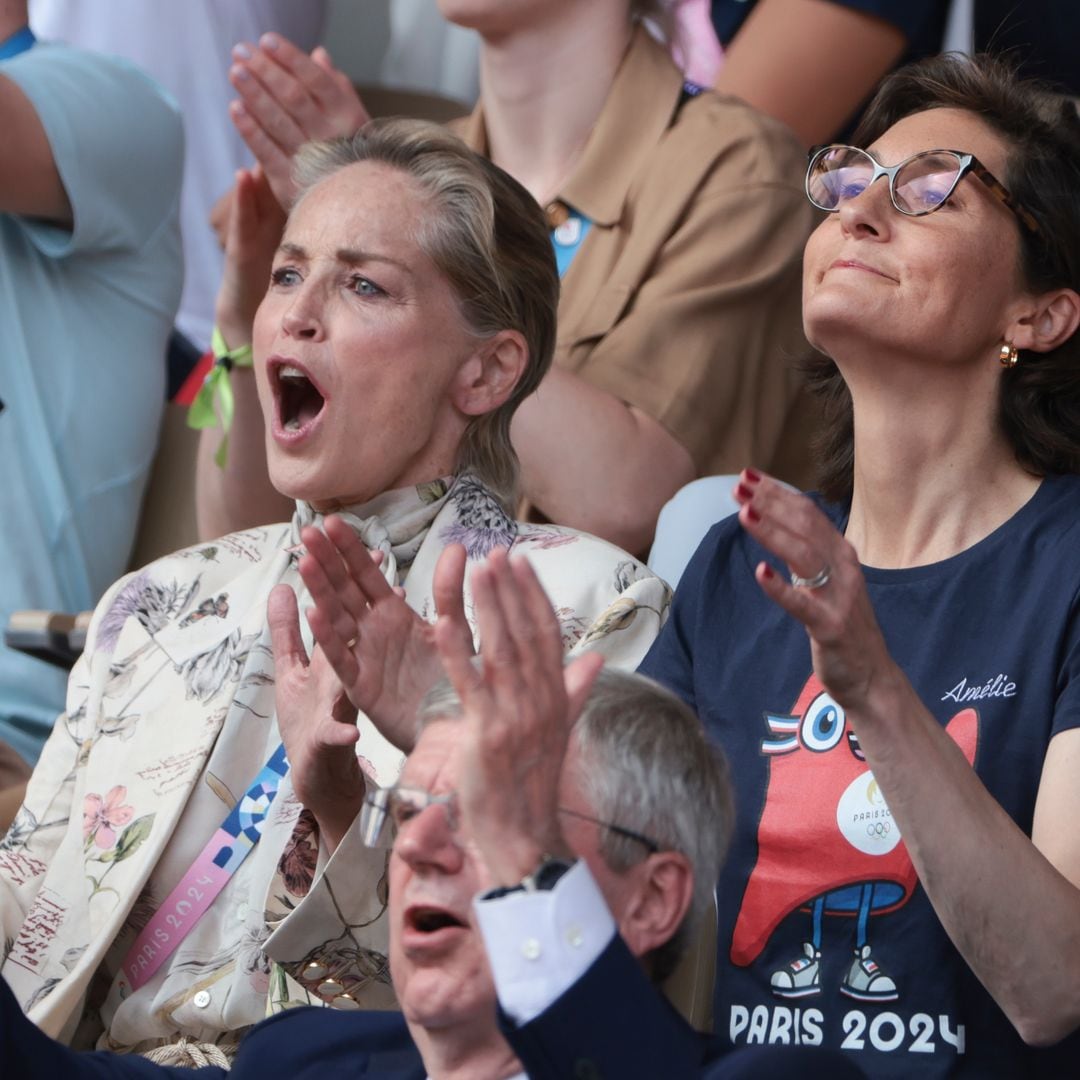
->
[731,674,978,1002]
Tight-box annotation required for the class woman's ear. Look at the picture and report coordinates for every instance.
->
[1009,288,1080,354]
[616,851,694,964]
[452,330,528,417]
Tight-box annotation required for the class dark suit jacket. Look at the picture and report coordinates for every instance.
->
[501,934,867,1079]
[0,976,423,1079]
[4,943,862,1079]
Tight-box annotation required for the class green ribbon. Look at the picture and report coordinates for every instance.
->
[187,327,253,467]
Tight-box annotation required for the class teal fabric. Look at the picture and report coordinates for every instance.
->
[551,208,592,279]
[0,44,183,763]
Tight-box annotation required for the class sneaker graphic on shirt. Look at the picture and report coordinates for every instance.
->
[770,942,822,998]
[730,672,980,1008]
[840,945,899,1002]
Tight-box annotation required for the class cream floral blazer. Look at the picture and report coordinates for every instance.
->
[0,477,669,1051]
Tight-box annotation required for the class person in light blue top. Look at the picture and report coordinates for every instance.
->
[0,4,183,779]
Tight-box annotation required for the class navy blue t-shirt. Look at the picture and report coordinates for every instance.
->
[640,474,1080,1077]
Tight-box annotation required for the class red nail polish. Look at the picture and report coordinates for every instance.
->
[744,468,762,484]
[761,563,774,580]
[746,506,761,523]
[736,482,753,502]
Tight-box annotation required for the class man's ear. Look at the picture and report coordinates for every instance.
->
[1008,288,1080,354]
[617,852,694,962]
[451,330,528,417]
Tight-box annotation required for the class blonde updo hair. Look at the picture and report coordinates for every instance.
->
[293,118,558,511]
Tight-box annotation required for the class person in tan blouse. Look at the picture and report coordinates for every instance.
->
[202,0,817,556]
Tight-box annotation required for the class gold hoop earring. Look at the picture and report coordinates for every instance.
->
[999,342,1019,368]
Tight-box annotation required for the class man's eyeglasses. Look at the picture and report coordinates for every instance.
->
[805,144,1039,234]
[360,784,660,855]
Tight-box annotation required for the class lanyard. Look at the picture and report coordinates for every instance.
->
[0,26,35,61]
[117,743,290,994]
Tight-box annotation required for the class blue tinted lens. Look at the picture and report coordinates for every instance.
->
[894,152,963,214]
[808,148,875,210]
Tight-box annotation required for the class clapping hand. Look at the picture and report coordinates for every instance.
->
[732,468,898,710]
[267,583,364,852]
[298,518,475,754]
[214,166,286,349]
[437,548,604,887]
[229,34,370,207]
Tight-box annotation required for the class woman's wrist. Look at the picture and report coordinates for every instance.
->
[311,789,367,857]
[840,659,915,740]
[214,306,254,352]
[311,756,367,847]
[319,803,366,855]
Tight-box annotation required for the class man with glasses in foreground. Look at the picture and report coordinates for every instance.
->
[2,548,861,1077]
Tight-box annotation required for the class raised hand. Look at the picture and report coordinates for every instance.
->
[299,518,474,753]
[214,166,286,348]
[229,34,370,207]
[267,583,365,852]
[438,548,604,887]
[732,468,897,710]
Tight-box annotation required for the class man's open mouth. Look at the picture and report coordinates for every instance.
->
[407,906,467,934]
[275,363,326,432]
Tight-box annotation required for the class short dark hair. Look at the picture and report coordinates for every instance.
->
[807,53,1080,501]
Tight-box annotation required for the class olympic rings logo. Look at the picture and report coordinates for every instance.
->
[866,821,891,838]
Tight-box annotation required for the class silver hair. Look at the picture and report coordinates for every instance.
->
[417,665,733,982]
[292,118,558,511]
